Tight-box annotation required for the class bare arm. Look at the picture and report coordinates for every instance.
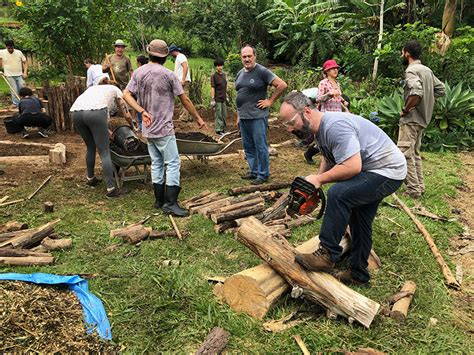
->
[306,152,362,187]
[257,76,288,109]
[318,155,330,175]
[122,90,152,127]
[22,60,28,79]
[178,94,208,129]
[116,97,137,130]
[181,61,188,85]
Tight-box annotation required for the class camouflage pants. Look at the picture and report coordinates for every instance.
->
[397,123,425,197]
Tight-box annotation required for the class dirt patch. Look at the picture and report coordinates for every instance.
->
[0,281,119,353]
[175,131,217,142]
[0,144,50,157]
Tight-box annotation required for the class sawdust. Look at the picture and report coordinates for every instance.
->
[0,281,119,353]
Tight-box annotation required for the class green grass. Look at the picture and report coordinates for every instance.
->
[1,148,472,351]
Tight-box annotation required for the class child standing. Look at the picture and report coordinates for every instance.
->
[210,58,227,135]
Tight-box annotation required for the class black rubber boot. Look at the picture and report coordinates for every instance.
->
[162,185,189,217]
[153,183,165,209]
[304,145,320,165]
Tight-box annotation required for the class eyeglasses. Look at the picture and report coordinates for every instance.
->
[282,111,302,128]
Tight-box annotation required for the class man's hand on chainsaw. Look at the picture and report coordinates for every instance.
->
[304,174,322,188]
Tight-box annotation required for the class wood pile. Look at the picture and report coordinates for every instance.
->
[0,219,72,266]
[37,76,86,132]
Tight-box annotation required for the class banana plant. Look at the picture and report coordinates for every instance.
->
[433,81,474,130]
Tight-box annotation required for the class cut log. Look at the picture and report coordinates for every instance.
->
[212,197,264,215]
[228,182,291,196]
[182,190,212,206]
[44,201,54,213]
[195,327,230,355]
[41,237,72,251]
[199,192,262,217]
[49,143,66,164]
[236,217,380,327]
[184,192,224,209]
[390,281,416,323]
[0,219,60,249]
[261,190,283,201]
[110,224,152,244]
[0,221,28,234]
[191,196,233,215]
[265,217,291,227]
[211,203,266,224]
[392,194,460,289]
[214,221,237,234]
[0,249,52,257]
[222,235,350,319]
[261,192,289,223]
[286,216,315,229]
[0,256,54,266]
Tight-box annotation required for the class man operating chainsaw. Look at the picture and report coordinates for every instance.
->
[280,91,407,286]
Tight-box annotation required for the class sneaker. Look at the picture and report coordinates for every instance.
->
[251,178,268,185]
[334,269,369,287]
[106,187,128,198]
[241,172,257,180]
[295,246,335,272]
[21,130,29,139]
[38,129,49,138]
[86,176,102,187]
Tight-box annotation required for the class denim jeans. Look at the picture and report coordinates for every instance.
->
[147,135,180,186]
[6,75,25,106]
[239,118,269,180]
[319,171,403,282]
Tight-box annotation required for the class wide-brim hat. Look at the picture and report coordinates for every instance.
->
[147,39,169,58]
[323,59,340,72]
[114,39,127,47]
[168,44,181,53]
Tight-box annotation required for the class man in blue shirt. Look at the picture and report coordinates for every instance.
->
[235,45,287,185]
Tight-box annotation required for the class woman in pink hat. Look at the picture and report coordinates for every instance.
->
[317,59,349,112]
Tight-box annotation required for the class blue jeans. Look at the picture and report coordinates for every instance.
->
[239,118,269,180]
[319,172,403,282]
[147,135,180,186]
[5,75,25,106]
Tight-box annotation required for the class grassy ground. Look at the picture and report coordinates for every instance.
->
[1,150,472,353]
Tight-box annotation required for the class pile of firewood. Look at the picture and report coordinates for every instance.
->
[182,182,315,237]
[0,219,72,266]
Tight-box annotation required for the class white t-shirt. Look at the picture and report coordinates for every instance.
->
[0,49,26,76]
[174,53,191,82]
[86,64,110,87]
[70,85,123,112]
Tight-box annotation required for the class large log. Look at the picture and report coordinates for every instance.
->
[0,256,54,266]
[228,182,291,196]
[236,217,380,327]
[110,224,152,244]
[0,249,52,258]
[211,203,266,224]
[195,327,230,355]
[222,235,350,319]
[392,194,460,289]
[0,221,28,234]
[41,237,72,251]
[390,281,416,323]
[0,219,60,249]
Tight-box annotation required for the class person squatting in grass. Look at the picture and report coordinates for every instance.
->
[280,91,407,286]
[398,40,445,199]
[122,39,208,217]
[15,87,52,139]
[70,79,133,198]
[210,57,228,136]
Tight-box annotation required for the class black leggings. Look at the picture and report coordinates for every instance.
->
[72,109,115,189]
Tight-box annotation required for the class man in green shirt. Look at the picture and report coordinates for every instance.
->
[398,40,445,198]
[102,40,133,90]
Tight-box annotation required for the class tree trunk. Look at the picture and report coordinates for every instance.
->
[442,0,457,37]
[0,219,60,249]
[236,217,380,327]
[390,281,416,322]
[372,0,384,80]
[222,235,351,319]
[228,182,290,196]
[195,327,230,355]
[211,203,266,224]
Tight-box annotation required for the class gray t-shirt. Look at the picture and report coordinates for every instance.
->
[316,112,407,180]
[235,63,276,120]
[126,63,184,139]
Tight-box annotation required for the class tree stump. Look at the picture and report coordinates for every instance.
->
[44,201,54,213]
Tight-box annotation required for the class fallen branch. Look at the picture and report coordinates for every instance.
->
[169,215,183,241]
[392,194,460,289]
[293,335,310,355]
[28,175,52,200]
[0,198,24,208]
[390,281,416,323]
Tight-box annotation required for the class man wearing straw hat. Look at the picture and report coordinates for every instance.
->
[123,39,208,217]
[102,39,133,90]
[0,40,28,107]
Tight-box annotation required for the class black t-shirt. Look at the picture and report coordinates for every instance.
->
[19,96,43,115]
[210,72,227,102]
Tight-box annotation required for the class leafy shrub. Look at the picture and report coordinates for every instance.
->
[188,68,206,107]
[225,52,242,78]
[141,27,204,58]
[376,90,404,140]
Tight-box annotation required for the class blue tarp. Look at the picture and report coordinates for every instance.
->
[0,273,112,340]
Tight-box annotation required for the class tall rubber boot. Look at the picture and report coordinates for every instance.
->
[153,183,165,209]
[162,185,189,217]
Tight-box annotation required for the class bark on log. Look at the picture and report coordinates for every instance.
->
[236,217,380,327]
[190,196,234,215]
[286,216,316,229]
[44,201,54,213]
[228,182,291,196]
[0,249,52,257]
[41,237,72,251]
[393,194,460,289]
[211,203,266,224]
[0,221,28,233]
[261,192,289,222]
[110,224,152,244]
[0,256,54,265]
[182,190,212,207]
[0,219,60,249]
[199,192,262,217]
[211,197,264,215]
[390,281,416,323]
[149,230,189,239]
[184,192,224,209]
[195,327,230,355]
[222,235,350,319]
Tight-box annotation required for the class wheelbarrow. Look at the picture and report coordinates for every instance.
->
[110,136,241,188]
